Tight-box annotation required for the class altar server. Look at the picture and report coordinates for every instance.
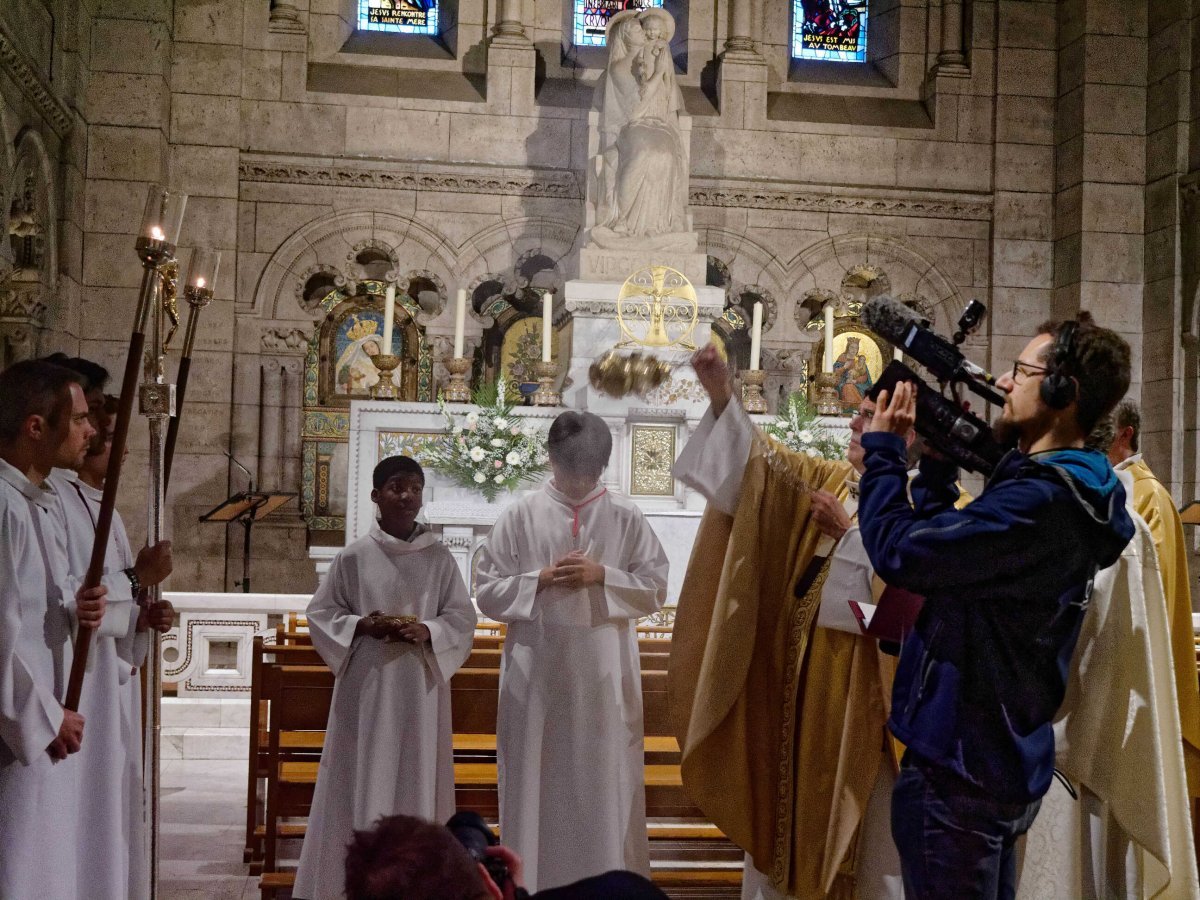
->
[475,410,669,892]
[51,394,174,900]
[294,455,476,900]
[0,360,106,900]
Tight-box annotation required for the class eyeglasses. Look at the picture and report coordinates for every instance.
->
[1010,359,1048,381]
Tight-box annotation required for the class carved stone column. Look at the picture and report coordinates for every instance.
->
[725,0,756,54]
[281,359,303,494]
[937,0,969,74]
[494,0,527,40]
[258,362,283,491]
[488,0,535,115]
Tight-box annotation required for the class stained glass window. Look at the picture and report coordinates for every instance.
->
[573,0,664,48]
[792,0,868,62]
[358,0,438,36]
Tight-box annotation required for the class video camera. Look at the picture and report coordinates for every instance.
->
[861,296,1009,476]
[447,810,510,891]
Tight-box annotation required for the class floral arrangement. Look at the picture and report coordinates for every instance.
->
[761,392,848,460]
[420,379,549,502]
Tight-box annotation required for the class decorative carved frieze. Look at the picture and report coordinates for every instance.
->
[260,327,312,353]
[239,156,582,200]
[689,184,992,220]
[0,24,72,137]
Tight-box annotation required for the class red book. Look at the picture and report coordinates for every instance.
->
[864,585,925,645]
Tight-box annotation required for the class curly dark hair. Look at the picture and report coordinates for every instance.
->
[1036,311,1131,435]
[344,815,489,900]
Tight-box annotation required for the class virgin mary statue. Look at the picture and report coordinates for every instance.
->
[590,9,695,251]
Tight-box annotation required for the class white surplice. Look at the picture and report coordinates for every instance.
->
[475,482,669,892]
[1017,504,1199,900]
[293,524,476,900]
[0,459,81,900]
[49,469,149,900]
[673,404,903,900]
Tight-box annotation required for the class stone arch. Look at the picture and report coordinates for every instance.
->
[6,127,58,286]
[457,216,579,289]
[253,210,458,321]
[789,233,963,332]
[700,227,788,301]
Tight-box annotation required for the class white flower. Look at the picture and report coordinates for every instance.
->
[452,425,463,435]
[522,423,538,437]
[806,448,820,458]
[464,412,479,425]
[786,430,796,440]
[798,429,814,444]
[505,451,521,465]
[493,417,509,430]
[511,426,520,436]
[494,474,505,483]
[473,472,487,483]
[469,447,486,462]
[490,438,504,448]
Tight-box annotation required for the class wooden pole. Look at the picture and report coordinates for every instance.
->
[162,304,200,492]
[64,264,159,711]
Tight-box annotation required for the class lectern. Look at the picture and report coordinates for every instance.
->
[200,491,296,592]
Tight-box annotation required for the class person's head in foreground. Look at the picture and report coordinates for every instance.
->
[992,311,1131,455]
[343,814,511,900]
[547,410,612,500]
[371,455,424,539]
[0,359,95,479]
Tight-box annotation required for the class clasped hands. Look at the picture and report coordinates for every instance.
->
[359,612,431,645]
[538,550,605,591]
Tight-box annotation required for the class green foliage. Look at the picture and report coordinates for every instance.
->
[420,378,549,502]
[761,392,848,460]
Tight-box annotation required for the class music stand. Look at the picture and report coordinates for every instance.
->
[200,491,296,592]
[1180,501,1200,526]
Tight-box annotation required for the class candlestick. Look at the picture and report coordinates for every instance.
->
[532,359,560,406]
[541,292,553,363]
[453,288,466,359]
[823,305,835,373]
[749,301,763,370]
[382,284,396,355]
[371,354,401,399]
[815,371,841,415]
[741,369,767,413]
[443,356,471,403]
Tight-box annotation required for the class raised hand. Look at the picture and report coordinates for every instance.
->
[691,344,733,416]
[867,382,917,438]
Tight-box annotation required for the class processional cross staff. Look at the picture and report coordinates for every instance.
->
[63,183,219,900]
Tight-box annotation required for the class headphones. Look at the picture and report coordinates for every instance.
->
[1039,320,1079,409]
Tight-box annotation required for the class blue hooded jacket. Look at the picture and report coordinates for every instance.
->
[858,432,1134,803]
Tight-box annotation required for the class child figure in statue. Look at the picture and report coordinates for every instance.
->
[476,411,669,892]
[293,455,477,900]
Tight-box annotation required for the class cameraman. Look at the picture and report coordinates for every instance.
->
[856,313,1135,899]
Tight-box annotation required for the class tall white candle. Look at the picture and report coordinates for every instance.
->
[453,288,466,358]
[541,292,553,363]
[382,284,396,355]
[749,301,763,370]
[823,305,835,373]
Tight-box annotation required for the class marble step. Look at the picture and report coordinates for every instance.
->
[161,697,251,729]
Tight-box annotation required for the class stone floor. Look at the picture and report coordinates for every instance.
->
[161,759,258,900]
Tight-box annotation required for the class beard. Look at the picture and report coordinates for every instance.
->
[991,414,1018,446]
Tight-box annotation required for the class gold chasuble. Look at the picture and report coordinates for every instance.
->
[669,436,893,898]
[1123,457,1200,805]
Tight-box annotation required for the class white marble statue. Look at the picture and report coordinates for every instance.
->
[590,8,696,252]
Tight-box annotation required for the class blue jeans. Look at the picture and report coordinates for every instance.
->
[891,755,1041,900]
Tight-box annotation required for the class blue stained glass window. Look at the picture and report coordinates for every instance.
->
[792,0,868,62]
[358,0,439,36]
[573,0,664,48]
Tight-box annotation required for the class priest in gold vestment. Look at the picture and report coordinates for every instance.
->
[1108,401,1200,816]
[670,346,925,899]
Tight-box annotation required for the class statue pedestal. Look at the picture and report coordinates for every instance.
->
[578,246,707,286]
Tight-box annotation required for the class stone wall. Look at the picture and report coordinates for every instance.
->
[2,0,1198,595]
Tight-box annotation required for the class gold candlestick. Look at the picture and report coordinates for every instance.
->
[531,360,561,406]
[443,356,471,403]
[815,371,841,415]
[371,354,401,399]
[741,369,767,414]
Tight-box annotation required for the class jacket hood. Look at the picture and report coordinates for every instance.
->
[1028,448,1133,566]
